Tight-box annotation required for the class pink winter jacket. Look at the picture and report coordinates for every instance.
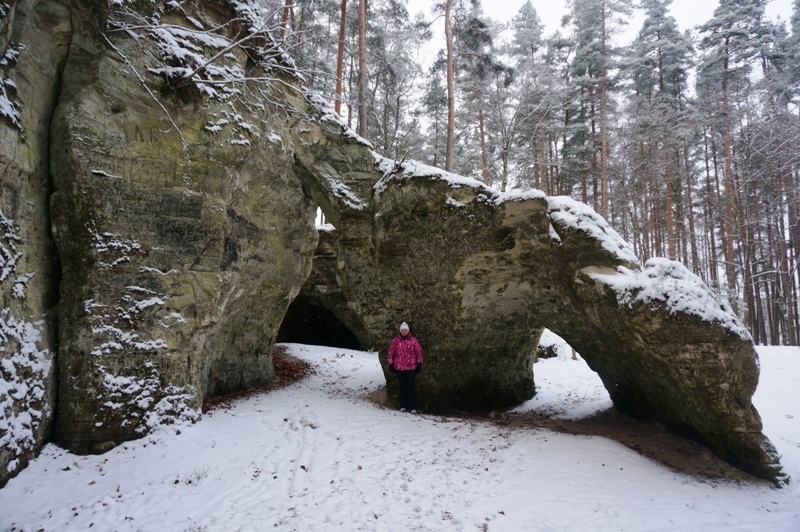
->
[387,334,423,371]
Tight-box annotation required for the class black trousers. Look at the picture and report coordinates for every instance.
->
[396,370,417,411]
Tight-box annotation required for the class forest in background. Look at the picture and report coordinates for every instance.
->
[265,0,800,346]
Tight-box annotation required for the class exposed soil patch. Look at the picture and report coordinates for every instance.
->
[368,387,768,486]
[202,347,314,413]
[499,407,768,485]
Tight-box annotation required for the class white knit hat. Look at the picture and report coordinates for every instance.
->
[399,322,409,331]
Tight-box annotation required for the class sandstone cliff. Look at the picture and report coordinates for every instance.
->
[0,0,787,487]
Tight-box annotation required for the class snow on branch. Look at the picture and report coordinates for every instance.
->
[105,0,300,104]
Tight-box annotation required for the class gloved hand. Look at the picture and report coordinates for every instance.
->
[415,363,422,374]
[389,364,396,373]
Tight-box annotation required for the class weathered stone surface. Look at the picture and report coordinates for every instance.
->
[0,0,70,488]
[49,0,317,453]
[0,0,785,489]
[298,166,785,484]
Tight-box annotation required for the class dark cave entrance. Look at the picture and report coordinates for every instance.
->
[275,208,363,350]
[277,295,361,350]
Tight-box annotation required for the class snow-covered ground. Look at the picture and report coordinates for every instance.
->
[2,339,799,531]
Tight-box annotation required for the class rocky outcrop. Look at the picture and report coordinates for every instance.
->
[0,0,786,487]
[0,0,70,488]
[321,168,784,483]
[288,153,786,482]
[49,0,319,453]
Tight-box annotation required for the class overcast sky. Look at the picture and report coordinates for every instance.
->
[407,0,796,45]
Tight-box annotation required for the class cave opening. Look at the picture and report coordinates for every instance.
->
[277,295,361,350]
[276,207,359,350]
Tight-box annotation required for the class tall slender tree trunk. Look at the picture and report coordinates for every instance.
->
[478,104,490,184]
[432,115,441,168]
[334,0,347,115]
[710,135,729,287]
[532,135,540,189]
[280,0,294,40]
[675,153,687,264]
[787,167,800,264]
[357,0,368,137]
[664,145,675,260]
[599,2,610,218]
[445,0,455,171]
[785,168,800,343]
[590,96,597,209]
[702,130,718,286]
[721,47,737,289]
[347,54,355,129]
[639,141,651,260]
[683,143,699,272]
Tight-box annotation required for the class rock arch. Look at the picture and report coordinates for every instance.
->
[289,147,786,484]
[1,0,781,487]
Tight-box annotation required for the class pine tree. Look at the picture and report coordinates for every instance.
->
[357,0,367,136]
[363,1,430,157]
[624,0,693,261]
[505,1,564,193]
[445,0,456,171]
[451,2,512,181]
[698,0,771,294]
[562,0,632,213]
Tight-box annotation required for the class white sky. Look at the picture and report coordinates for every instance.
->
[408,0,796,45]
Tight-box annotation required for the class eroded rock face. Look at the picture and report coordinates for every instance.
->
[49,0,317,453]
[303,166,785,484]
[0,0,785,488]
[0,0,70,488]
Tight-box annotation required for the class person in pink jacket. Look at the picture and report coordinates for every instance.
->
[387,321,424,413]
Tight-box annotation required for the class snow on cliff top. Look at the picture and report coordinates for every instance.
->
[588,259,752,340]
[373,156,492,194]
[546,195,640,266]
[372,156,745,338]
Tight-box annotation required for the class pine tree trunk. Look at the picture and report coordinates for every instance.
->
[785,167,800,343]
[721,48,737,290]
[589,97,596,209]
[664,144,675,260]
[683,143,700,272]
[334,0,347,115]
[702,129,718,286]
[357,0,368,138]
[478,104,490,184]
[280,0,294,40]
[710,135,730,292]
[599,1,609,218]
[445,0,455,172]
